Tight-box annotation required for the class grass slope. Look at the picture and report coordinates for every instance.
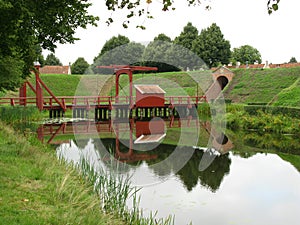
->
[2,68,299,107]
[224,67,300,104]
[272,77,300,107]
[0,121,124,225]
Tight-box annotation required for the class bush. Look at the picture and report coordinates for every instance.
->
[244,105,300,119]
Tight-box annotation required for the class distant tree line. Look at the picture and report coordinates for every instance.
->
[43,22,299,75]
[90,22,262,73]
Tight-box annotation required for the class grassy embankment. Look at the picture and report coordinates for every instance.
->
[223,67,300,134]
[224,67,300,106]
[0,107,125,224]
[1,68,299,106]
[2,68,299,133]
[0,108,174,225]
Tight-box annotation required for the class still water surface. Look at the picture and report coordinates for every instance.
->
[39,120,300,225]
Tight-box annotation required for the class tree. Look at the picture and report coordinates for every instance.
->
[93,41,145,74]
[95,35,130,60]
[143,35,180,72]
[103,1,279,27]
[71,58,89,74]
[174,22,199,50]
[192,23,231,68]
[231,45,262,65]
[0,0,98,91]
[289,57,298,63]
[44,53,63,66]
[154,33,172,42]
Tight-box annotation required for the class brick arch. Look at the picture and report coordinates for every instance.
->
[212,66,234,90]
[217,76,229,90]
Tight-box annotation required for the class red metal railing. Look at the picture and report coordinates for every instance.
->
[0,95,207,109]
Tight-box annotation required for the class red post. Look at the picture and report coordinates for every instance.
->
[19,83,27,106]
[34,63,43,111]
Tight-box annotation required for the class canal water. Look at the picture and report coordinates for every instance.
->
[38,118,300,225]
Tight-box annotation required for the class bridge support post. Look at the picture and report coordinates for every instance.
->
[19,83,27,106]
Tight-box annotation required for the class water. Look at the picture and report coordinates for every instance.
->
[39,119,300,225]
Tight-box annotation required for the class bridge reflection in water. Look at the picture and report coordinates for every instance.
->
[37,115,234,190]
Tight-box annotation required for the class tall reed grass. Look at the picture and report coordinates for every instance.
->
[75,156,175,225]
[0,106,43,123]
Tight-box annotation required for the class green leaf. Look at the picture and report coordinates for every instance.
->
[272,4,278,11]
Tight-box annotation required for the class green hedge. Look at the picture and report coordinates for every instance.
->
[244,105,300,119]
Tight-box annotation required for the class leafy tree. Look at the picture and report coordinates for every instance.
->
[44,53,63,66]
[0,0,98,91]
[143,35,180,72]
[94,41,145,74]
[174,22,199,50]
[231,45,262,65]
[103,1,278,27]
[192,23,231,68]
[92,35,130,73]
[95,35,130,60]
[154,33,172,42]
[289,57,298,63]
[71,57,89,74]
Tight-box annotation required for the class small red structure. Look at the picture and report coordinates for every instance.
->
[97,65,158,107]
[135,85,165,108]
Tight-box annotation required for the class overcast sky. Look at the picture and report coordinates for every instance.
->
[46,0,300,65]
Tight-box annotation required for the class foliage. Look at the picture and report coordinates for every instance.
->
[142,39,179,72]
[71,57,90,74]
[95,35,130,60]
[174,22,199,50]
[0,0,98,91]
[267,0,280,14]
[244,105,300,119]
[44,53,63,66]
[192,23,231,68]
[103,0,278,27]
[94,41,146,74]
[92,35,132,73]
[289,57,298,63]
[231,45,262,64]
[226,109,300,135]
[154,33,172,42]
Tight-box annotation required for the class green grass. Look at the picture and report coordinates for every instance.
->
[0,121,125,225]
[278,153,300,172]
[28,74,82,96]
[272,78,300,107]
[224,67,300,105]
[0,106,43,124]
[2,67,299,108]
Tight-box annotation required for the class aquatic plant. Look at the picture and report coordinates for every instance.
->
[64,154,175,225]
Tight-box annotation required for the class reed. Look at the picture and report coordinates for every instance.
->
[75,156,175,225]
[0,106,43,123]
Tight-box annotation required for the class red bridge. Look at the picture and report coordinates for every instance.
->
[0,65,207,120]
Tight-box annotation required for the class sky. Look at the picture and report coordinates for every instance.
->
[45,0,300,65]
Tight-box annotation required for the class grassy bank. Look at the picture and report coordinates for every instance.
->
[224,67,300,106]
[3,68,300,108]
[0,110,174,225]
[0,121,125,224]
[226,107,300,135]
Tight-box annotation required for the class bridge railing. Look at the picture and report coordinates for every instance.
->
[0,97,36,106]
[0,95,207,109]
[165,95,207,105]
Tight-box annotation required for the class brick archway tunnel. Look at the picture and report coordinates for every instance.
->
[217,76,229,90]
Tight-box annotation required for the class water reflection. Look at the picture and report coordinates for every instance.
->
[37,119,300,225]
[38,117,233,191]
